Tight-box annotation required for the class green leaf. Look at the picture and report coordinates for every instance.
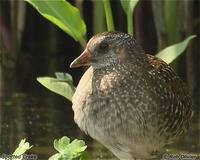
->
[156,35,196,64]
[54,136,70,154]
[37,73,75,101]
[48,153,62,160]
[120,0,139,13]
[55,72,73,85]
[49,136,87,160]
[66,139,87,156]
[120,0,139,35]
[13,139,33,156]
[25,0,86,41]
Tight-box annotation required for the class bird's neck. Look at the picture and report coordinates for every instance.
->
[92,60,130,78]
[92,59,121,71]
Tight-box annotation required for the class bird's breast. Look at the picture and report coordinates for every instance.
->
[72,66,126,134]
[96,72,120,92]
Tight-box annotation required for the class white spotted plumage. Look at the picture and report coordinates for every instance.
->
[71,32,193,160]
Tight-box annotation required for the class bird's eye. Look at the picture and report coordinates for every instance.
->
[99,42,109,51]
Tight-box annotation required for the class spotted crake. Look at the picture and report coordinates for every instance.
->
[70,31,193,160]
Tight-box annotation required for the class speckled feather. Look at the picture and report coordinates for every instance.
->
[71,32,193,160]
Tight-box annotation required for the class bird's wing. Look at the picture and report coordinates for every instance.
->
[100,54,192,145]
[143,54,193,141]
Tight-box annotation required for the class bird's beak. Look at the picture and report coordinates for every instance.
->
[70,49,91,68]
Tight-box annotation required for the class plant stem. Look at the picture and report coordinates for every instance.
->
[79,37,87,48]
[127,10,133,35]
[93,0,106,34]
[103,0,115,31]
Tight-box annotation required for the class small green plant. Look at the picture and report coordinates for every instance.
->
[1,137,88,160]
[0,139,32,160]
[12,139,33,157]
[49,136,88,160]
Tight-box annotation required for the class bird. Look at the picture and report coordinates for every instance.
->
[70,31,193,160]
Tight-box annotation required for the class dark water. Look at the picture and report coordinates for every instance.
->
[0,88,199,160]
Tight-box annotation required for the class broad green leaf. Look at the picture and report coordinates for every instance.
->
[66,139,87,157]
[49,136,87,160]
[25,0,86,41]
[54,136,70,154]
[156,35,196,64]
[120,0,139,13]
[37,76,75,101]
[13,139,33,156]
[55,72,73,86]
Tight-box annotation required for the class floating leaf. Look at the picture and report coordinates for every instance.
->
[37,74,75,101]
[13,139,33,156]
[156,35,196,64]
[25,0,86,41]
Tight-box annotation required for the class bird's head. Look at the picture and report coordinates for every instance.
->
[70,31,143,69]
